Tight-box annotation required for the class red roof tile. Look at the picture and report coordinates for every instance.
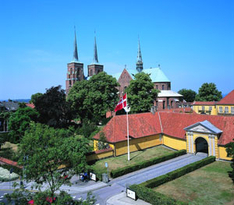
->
[159,112,234,145]
[217,90,234,105]
[193,101,216,105]
[26,103,35,109]
[95,112,234,146]
[0,157,22,168]
[94,112,162,143]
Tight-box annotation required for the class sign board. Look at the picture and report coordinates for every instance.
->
[105,162,108,168]
[126,188,136,201]
[90,172,97,181]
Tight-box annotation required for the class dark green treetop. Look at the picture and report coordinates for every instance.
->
[178,88,197,102]
[67,72,119,123]
[195,83,222,101]
[125,72,158,113]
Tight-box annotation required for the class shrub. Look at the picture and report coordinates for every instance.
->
[0,167,19,182]
[0,164,22,176]
[110,149,186,178]
[141,156,215,188]
[129,184,186,205]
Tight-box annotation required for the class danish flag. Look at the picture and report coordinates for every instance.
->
[114,93,127,112]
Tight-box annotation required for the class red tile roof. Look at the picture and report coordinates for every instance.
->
[0,157,22,168]
[193,101,216,105]
[217,90,234,105]
[26,103,35,109]
[158,112,234,145]
[94,112,161,143]
[94,112,234,146]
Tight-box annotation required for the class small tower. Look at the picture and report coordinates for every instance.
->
[88,32,103,77]
[136,38,143,72]
[66,28,84,94]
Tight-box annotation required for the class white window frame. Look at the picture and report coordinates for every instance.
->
[225,107,229,113]
[219,107,223,113]
[231,107,234,114]
[209,106,212,111]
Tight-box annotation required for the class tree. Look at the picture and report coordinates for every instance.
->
[17,122,92,198]
[195,83,222,101]
[34,85,72,128]
[8,107,39,142]
[30,92,43,104]
[125,72,158,113]
[178,89,197,102]
[97,131,109,150]
[67,72,119,123]
[225,140,234,183]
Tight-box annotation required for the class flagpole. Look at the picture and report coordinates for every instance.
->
[126,93,130,161]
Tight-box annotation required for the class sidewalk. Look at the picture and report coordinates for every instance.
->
[106,192,150,205]
[0,175,108,194]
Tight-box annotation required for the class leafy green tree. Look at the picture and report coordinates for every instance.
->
[34,85,72,128]
[17,122,92,198]
[67,72,119,123]
[97,131,109,150]
[30,92,43,104]
[195,83,222,101]
[178,88,197,102]
[225,140,234,183]
[125,72,158,113]
[8,107,39,142]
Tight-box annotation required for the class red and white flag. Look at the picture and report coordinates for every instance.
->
[114,93,127,112]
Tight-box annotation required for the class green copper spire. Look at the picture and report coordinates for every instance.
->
[73,27,79,62]
[136,37,143,72]
[93,31,99,64]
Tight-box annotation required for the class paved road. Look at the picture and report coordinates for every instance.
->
[72,153,207,205]
[0,153,207,204]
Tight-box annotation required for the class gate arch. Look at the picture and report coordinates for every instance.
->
[195,137,208,154]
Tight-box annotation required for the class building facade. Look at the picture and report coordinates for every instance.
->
[192,90,234,116]
[94,112,233,161]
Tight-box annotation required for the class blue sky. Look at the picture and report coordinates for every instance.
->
[0,0,233,99]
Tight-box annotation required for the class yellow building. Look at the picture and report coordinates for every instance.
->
[216,90,234,116]
[192,101,217,115]
[94,112,234,161]
[192,90,234,116]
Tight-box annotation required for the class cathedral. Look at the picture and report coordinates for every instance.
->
[65,29,103,94]
[66,31,183,111]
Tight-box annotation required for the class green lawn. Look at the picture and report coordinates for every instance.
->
[154,161,234,205]
[91,145,174,176]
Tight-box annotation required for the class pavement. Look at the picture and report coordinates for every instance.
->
[0,153,207,204]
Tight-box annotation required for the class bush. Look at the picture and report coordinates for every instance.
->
[1,164,22,176]
[110,149,186,178]
[0,167,19,182]
[141,156,215,188]
[129,184,186,205]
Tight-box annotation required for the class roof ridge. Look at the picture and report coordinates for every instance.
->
[157,112,163,133]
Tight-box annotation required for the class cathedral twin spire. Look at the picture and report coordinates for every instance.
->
[72,28,99,64]
[73,27,79,62]
[72,29,143,72]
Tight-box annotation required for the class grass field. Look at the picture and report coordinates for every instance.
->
[91,145,174,176]
[154,161,234,205]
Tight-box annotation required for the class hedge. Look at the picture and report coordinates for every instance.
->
[110,149,186,178]
[129,184,186,205]
[141,156,215,188]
